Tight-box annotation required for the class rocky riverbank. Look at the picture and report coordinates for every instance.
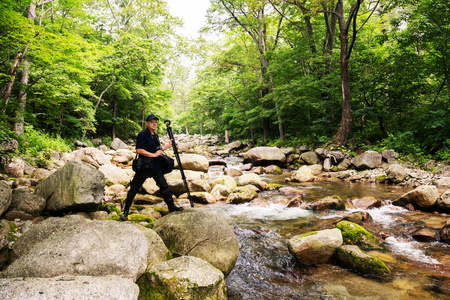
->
[0,134,449,299]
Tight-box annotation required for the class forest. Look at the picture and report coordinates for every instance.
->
[1,0,449,163]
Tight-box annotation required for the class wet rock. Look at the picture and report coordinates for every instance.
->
[439,221,450,244]
[341,211,372,224]
[249,166,264,174]
[353,151,382,170]
[224,168,243,177]
[243,147,286,166]
[286,195,304,208]
[151,208,239,276]
[4,190,46,220]
[4,220,148,281]
[350,197,381,210]
[291,165,317,182]
[411,228,436,242]
[336,221,380,249]
[393,185,440,210]
[436,189,450,213]
[0,276,139,300]
[303,195,345,211]
[237,173,267,190]
[279,187,306,196]
[110,138,128,150]
[288,228,343,265]
[180,154,209,172]
[0,180,12,217]
[239,163,253,171]
[35,160,105,213]
[336,245,391,276]
[386,163,407,183]
[143,256,226,300]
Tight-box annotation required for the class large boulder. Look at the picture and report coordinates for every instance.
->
[236,173,267,190]
[336,221,380,249]
[352,151,382,170]
[165,170,211,196]
[4,220,148,282]
[151,208,239,276]
[223,141,244,154]
[132,224,170,270]
[300,151,320,165]
[35,160,105,213]
[99,164,130,185]
[291,165,317,182]
[0,180,12,217]
[0,276,139,300]
[434,177,450,188]
[302,195,345,211]
[226,186,258,204]
[4,157,25,178]
[180,154,209,172]
[66,147,111,168]
[110,138,128,150]
[393,185,440,210]
[4,189,46,220]
[142,256,227,300]
[436,189,450,213]
[113,149,134,164]
[288,228,343,265]
[386,163,407,183]
[0,138,19,152]
[11,215,89,261]
[210,175,237,191]
[336,245,391,276]
[243,147,286,166]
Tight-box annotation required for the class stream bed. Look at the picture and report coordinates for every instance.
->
[205,175,450,299]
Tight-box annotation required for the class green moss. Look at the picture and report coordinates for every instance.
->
[137,273,175,300]
[98,203,121,215]
[337,246,391,276]
[376,175,386,182]
[267,183,282,190]
[127,214,157,223]
[336,221,380,248]
[105,178,114,186]
[299,231,319,238]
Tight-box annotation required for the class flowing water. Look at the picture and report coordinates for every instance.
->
[205,172,450,299]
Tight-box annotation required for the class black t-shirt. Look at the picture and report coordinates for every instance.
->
[135,129,162,173]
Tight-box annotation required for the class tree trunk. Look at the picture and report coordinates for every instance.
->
[112,95,117,140]
[1,51,23,109]
[13,61,30,135]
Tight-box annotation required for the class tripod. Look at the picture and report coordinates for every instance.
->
[164,120,194,207]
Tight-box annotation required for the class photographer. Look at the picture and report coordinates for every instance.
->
[120,114,183,221]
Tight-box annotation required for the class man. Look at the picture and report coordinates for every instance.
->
[120,114,183,221]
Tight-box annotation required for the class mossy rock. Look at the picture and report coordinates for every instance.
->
[267,183,282,190]
[336,220,380,249]
[336,245,391,276]
[127,214,157,223]
[98,203,121,215]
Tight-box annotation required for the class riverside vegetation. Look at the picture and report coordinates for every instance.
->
[0,132,449,299]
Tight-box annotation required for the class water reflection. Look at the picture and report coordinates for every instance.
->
[206,177,450,299]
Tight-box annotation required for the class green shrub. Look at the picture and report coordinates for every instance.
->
[21,126,72,162]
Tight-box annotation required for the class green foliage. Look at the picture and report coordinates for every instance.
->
[20,126,72,165]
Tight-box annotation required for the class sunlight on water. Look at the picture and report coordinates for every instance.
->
[385,236,441,265]
[366,205,409,227]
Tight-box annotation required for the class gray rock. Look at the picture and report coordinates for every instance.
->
[99,164,130,185]
[224,141,244,153]
[66,147,111,168]
[132,224,169,270]
[382,149,398,163]
[291,165,317,182]
[323,158,332,172]
[434,177,450,188]
[336,245,390,275]
[436,189,450,213]
[243,147,286,166]
[5,157,25,178]
[393,185,440,210]
[302,195,345,211]
[236,173,267,190]
[387,163,407,183]
[0,180,12,217]
[0,138,19,152]
[336,158,352,171]
[146,256,226,300]
[4,190,46,220]
[328,151,346,163]
[165,170,211,196]
[4,220,148,281]
[300,151,320,165]
[288,228,343,265]
[35,160,105,212]
[110,138,128,150]
[210,175,237,191]
[0,276,139,300]
[180,154,209,172]
[152,208,239,276]
[352,151,382,170]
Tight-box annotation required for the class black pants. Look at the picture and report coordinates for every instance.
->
[123,170,172,213]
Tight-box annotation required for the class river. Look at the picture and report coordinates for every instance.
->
[204,174,450,299]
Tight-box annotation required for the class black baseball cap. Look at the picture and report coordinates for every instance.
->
[146,114,159,121]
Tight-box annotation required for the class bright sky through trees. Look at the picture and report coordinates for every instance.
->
[166,0,210,38]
